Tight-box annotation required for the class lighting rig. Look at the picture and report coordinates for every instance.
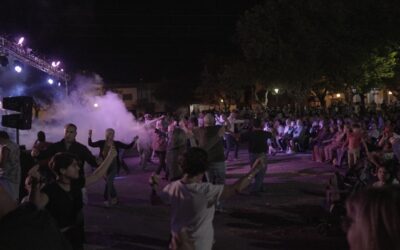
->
[0,35,70,94]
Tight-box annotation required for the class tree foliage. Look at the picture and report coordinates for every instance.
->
[237,0,400,104]
[196,56,252,109]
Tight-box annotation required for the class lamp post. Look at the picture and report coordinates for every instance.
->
[274,88,279,107]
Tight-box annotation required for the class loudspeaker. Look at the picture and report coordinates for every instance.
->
[2,96,33,130]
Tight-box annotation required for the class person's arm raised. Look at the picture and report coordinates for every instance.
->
[27,165,49,209]
[219,157,265,200]
[117,136,139,149]
[146,115,165,126]
[85,147,117,186]
[88,129,103,147]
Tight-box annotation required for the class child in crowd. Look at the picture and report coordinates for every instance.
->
[343,124,363,168]
[372,166,391,187]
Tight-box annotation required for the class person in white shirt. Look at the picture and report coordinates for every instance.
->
[225,112,244,160]
[289,119,304,153]
[151,147,264,250]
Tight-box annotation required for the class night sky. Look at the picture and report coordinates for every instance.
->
[1,0,259,84]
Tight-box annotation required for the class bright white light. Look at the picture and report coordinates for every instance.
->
[336,93,341,98]
[274,88,279,94]
[388,91,393,95]
[51,61,60,67]
[60,68,64,72]
[14,66,22,73]
[220,99,224,103]
[47,78,54,85]
[93,103,99,108]
[58,82,61,87]
[17,37,24,46]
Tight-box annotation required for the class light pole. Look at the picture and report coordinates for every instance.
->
[274,88,279,107]
[388,91,393,104]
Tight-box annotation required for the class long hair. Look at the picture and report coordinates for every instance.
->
[346,186,400,250]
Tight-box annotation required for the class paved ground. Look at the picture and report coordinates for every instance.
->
[83,150,349,250]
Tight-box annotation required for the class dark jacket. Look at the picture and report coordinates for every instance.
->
[38,139,98,177]
[88,138,136,168]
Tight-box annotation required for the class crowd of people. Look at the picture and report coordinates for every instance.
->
[0,102,399,249]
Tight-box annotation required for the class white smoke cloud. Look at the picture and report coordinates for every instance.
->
[18,73,149,152]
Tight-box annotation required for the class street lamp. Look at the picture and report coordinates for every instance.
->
[274,88,280,107]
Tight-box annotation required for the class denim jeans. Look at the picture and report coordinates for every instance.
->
[207,161,226,210]
[392,140,400,161]
[207,161,226,185]
[224,133,239,159]
[139,147,151,169]
[104,160,118,201]
[155,150,168,178]
[249,153,267,193]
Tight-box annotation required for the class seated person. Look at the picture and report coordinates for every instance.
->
[290,119,306,153]
[324,124,346,163]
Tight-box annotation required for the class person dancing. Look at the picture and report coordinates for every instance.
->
[88,128,138,206]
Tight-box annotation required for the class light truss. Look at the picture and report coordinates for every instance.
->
[0,36,70,82]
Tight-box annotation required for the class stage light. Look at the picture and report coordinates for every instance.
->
[17,37,24,46]
[14,65,22,73]
[47,78,54,85]
[336,93,341,98]
[388,91,393,95]
[58,82,61,87]
[274,88,279,94]
[51,61,60,67]
[220,99,224,103]
[93,103,99,108]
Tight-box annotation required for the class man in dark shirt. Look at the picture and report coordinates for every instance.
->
[38,123,98,177]
[248,119,270,194]
[193,114,226,185]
